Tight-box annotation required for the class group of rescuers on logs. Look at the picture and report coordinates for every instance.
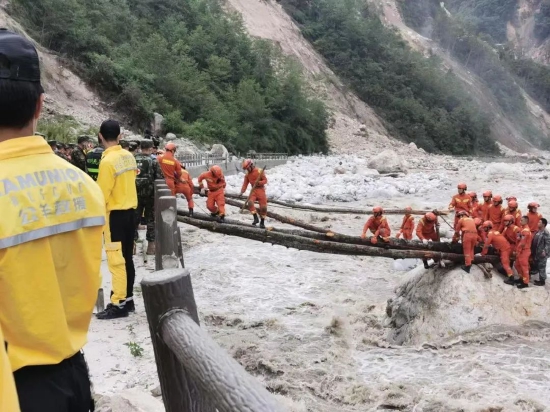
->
[361,182,549,289]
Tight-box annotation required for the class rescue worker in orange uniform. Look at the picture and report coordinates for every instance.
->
[515,216,532,289]
[480,190,492,222]
[455,211,478,273]
[474,218,485,243]
[396,206,415,240]
[500,198,521,231]
[198,165,226,222]
[501,214,520,248]
[157,143,194,215]
[361,206,391,244]
[240,159,268,228]
[527,202,543,234]
[469,192,483,219]
[449,183,472,243]
[480,221,514,281]
[416,212,440,269]
[486,195,505,229]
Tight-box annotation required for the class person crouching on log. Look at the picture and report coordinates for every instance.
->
[480,221,514,285]
[416,212,440,269]
[449,182,472,243]
[455,211,477,273]
[240,159,267,228]
[198,165,226,223]
[361,206,391,244]
[396,206,415,240]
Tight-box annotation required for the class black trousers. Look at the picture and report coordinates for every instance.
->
[14,351,94,412]
[110,209,136,299]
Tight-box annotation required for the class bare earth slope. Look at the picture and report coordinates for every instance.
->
[0,4,107,126]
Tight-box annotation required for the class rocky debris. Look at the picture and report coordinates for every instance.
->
[386,266,550,345]
[210,143,229,159]
[408,142,418,150]
[367,150,408,174]
[165,133,177,141]
[95,389,164,412]
[152,113,164,135]
[150,385,162,398]
[484,163,523,178]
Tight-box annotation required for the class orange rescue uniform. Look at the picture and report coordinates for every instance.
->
[482,230,513,276]
[486,204,505,229]
[479,202,491,223]
[198,170,226,216]
[241,167,268,218]
[362,216,391,244]
[472,200,483,219]
[515,226,532,284]
[157,152,195,209]
[502,224,520,248]
[416,217,439,242]
[499,208,521,232]
[397,215,415,240]
[527,211,543,234]
[456,217,477,266]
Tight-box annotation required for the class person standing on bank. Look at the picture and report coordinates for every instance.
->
[530,218,550,287]
[96,119,139,319]
[0,29,105,411]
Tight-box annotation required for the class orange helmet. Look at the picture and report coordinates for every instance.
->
[242,159,254,170]
[457,183,467,190]
[165,142,176,151]
[506,196,517,202]
[508,200,518,209]
[482,221,493,229]
[503,214,515,223]
[493,195,502,204]
[457,210,469,217]
[482,190,492,198]
[474,218,482,227]
[373,206,383,214]
[425,212,436,222]
[468,192,477,199]
[405,206,412,213]
[528,202,540,209]
[210,165,223,177]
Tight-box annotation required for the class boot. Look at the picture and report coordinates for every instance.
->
[210,211,219,218]
[146,242,155,255]
[260,218,265,229]
[517,280,529,289]
[461,265,471,273]
[252,214,259,226]
[504,276,516,285]
[96,304,129,320]
[534,280,546,286]
[217,215,225,223]
[125,299,135,313]
[189,208,194,217]
[423,259,430,269]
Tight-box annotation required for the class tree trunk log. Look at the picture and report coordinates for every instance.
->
[176,216,498,264]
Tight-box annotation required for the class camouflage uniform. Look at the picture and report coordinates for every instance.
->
[530,228,550,282]
[86,147,104,181]
[70,146,87,171]
[135,152,164,241]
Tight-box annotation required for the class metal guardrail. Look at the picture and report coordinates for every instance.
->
[142,181,283,412]
[246,152,288,161]
[176,152,289,167]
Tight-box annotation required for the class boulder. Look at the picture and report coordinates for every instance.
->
[210,144,229,159]
[95,389,164,412]
[386,266,550,345]
[152,113,164,135]
[367,150,407,174]
[165,133,177,141]
[408,142,418,150]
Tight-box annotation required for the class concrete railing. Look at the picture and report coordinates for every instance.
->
[143,182,283,412]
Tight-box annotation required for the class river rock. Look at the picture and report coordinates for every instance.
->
[152,113,164,135]
[367,150,407,174]
[165,132,177,141]
[210,143,229,159]
[95,389,164,412]
[386,266,550,345]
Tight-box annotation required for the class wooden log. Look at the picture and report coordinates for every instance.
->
[176,209,482,254]
[225,198,333,234]
[176,216,499,264]
[156,196,180,271]
[141,269,213,412]
[161,311,284,412]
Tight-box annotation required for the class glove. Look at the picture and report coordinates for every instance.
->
[422,239,428,245]
[200,188,206,196]
[239,192,245,198]
[361,234,367,240]
[370,237,378,245]
[396,231,402,239]
[475,253,482,257]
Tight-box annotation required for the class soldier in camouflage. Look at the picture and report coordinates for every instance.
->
[70,135,91,171]
[135,139,164,255]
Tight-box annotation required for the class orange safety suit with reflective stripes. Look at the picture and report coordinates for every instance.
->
[499,208,522,232]
[472,200,483,219]
[527,212,543,234]
[416,217,439,241]
[157,152,195,209]
[362,216,391,244]
[482,230,512,276]
[198,170,226,215]
[456,217,477,266]
[515,226,532,284]
[0,136,105,372]
[479,202,491,223]
[397,215,415,240]
[502,224,520,248]
[486,204,505,229]
[241,167,268,218]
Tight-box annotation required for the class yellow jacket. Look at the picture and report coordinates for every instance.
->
[97,145,138,211]
[0,324,20,412]
[0,136,105,371]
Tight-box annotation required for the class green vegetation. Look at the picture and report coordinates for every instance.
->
[280,0,497,154]
[10,0,328,154]
[124,341,144,357]
[535,0,550,41]
[505,54,550,113]
[37,115,98,143]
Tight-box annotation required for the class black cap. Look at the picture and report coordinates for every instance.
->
[140,139,153,149]
[47,140,58,147]
[0,29,41,83]
[77,135,91,144]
